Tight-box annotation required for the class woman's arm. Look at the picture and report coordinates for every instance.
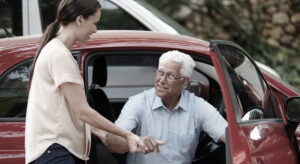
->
[60,82,147,153]
[91,127,164,154]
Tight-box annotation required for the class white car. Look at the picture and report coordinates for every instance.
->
[0,0,191,37]
[0,0,280,78]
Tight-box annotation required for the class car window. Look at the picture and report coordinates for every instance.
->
[0,28,3,37]
[0,0,22,38]
[39,0,59,31]
[0,61,31,118]
[135,0,193,36]
[98,0,148,30]
[87,53,210,99]
[38,0,148,32]
[87,55,158,99]
[0,53,79,119]
[218,45,280,120]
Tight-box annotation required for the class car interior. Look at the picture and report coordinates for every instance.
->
[84,51,226,164]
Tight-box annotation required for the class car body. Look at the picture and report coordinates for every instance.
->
[0,0,191,37]
[0,31,299,163]
[0,0,281,79]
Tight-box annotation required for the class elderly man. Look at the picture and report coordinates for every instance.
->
[94,50,227,164]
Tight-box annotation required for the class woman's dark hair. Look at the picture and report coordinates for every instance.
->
[28,0,101,91]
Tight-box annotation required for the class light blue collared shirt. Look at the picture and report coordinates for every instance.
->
[115,88,227,164]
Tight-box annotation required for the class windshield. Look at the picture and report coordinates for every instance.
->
[135,0,194,37]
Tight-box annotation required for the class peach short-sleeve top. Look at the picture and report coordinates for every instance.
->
[25,38,90,163]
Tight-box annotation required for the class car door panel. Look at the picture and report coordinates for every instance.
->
[239,122,297,163]
[270,87,300,150]
[210,40,299,163]
[0,122,25,163]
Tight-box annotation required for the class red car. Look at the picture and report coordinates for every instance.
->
[0,31,299,164]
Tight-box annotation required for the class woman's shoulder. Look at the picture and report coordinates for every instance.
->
[47,39,69,52]
[41,39,71,59]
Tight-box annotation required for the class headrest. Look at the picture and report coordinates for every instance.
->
[92,57,107,87]
[186,80,209,100]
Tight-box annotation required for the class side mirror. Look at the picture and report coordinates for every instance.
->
[285,97,300,123]
[242,107,265,121]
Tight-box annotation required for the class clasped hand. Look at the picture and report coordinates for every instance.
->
[127,134,164,154]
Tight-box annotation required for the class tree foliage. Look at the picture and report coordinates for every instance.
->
[143,0,300,86]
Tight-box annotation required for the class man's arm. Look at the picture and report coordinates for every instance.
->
[90,91,164,154]
[91,126,129,154]
[60,82,148,153]
[91,127,164,154]
[198,98,228,144]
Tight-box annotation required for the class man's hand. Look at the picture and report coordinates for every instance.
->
[140,135,164,154]
[126,133,164,154]
[92,127,165,154]
[126,133,148,153]
[219,133,226,143]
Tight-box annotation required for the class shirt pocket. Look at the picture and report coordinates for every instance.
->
[176,130,197,154]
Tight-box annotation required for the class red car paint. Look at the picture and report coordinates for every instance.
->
[0,31,299,163]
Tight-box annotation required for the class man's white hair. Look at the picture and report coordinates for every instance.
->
[159,50,196,78]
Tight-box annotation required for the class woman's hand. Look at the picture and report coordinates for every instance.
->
[126,133,164,154]
[126,133,148,153]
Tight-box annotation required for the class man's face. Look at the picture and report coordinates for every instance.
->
[155,60,189,101]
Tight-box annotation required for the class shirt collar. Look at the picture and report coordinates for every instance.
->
[152,91,188,111]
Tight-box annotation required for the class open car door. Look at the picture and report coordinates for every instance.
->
[210,40,299,164]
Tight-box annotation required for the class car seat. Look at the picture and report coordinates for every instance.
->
[88,57,116,122]
[88,57,119,164]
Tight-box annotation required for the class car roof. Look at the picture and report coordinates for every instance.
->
[75,31,209,53]
[0,34,40,50]
[0,31,211,75]
[0,31,211,58]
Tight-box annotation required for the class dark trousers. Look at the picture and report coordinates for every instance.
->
[31,143,85,164]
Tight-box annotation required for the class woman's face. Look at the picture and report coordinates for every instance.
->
[77,8,101,43]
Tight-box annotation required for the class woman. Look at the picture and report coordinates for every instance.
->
[25,0,149,163]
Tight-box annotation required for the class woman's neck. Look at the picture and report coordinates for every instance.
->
[56,26,76,50]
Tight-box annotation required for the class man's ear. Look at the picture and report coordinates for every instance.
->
[76,15,83,26]
[182,77,190,89]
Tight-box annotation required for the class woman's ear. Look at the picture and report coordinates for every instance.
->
[76,15,83,26]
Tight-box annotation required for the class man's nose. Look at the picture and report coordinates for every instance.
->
[159,75,168,83]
